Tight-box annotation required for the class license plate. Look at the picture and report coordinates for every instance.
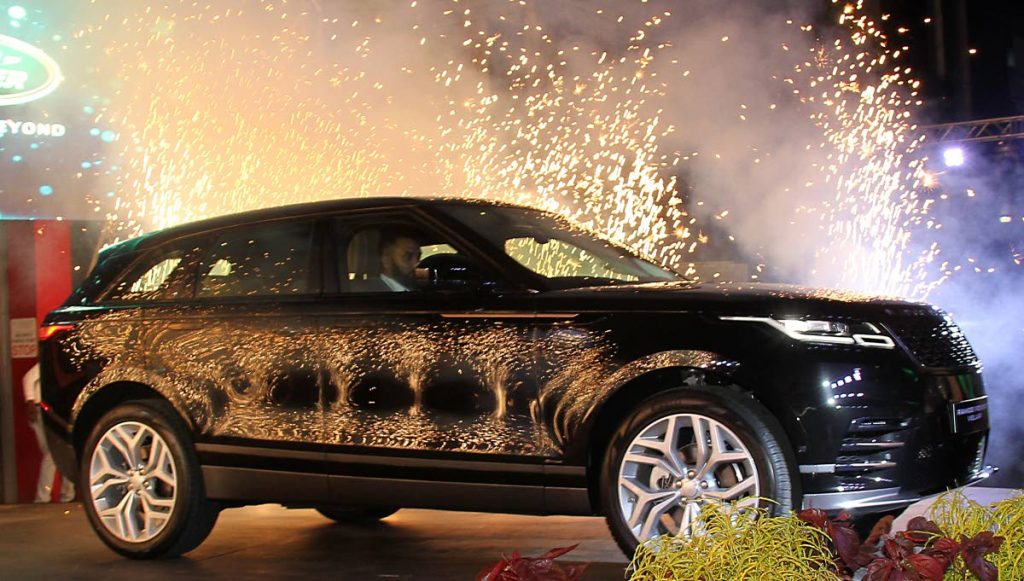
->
[949,396,988,434]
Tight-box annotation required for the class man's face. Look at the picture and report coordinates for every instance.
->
[381,236,421,284]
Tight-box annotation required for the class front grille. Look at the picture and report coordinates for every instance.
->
[883,307,979,369]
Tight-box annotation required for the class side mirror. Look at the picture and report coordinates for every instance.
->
[416,254,485,289]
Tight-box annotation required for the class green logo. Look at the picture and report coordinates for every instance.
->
[0,34,62,106]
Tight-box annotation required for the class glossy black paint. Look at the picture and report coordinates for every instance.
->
[39,198,990,518]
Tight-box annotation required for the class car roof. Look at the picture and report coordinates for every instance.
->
[128,196,517,252]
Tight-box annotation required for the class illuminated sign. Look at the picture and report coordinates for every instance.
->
[0,34,63,106]
[0,118,66,137]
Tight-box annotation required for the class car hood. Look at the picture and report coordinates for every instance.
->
[536,280,931,319]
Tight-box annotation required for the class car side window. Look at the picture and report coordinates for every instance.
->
[333,218,486,294]
[103,240,203,303]
[130,257,184,293]
[197,220,316,298]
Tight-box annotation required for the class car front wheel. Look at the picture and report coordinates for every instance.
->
[80,400,220,559]
[600,386,797,557]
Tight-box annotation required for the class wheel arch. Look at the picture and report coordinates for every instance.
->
[71,381,196,460]
[572,350,783,513]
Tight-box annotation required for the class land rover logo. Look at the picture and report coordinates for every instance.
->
[0,34,63,106]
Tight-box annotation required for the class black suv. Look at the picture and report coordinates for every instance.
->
[39,198,991,558]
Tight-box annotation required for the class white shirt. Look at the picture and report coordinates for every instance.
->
[380,274,410,292]
[23,362,41,403]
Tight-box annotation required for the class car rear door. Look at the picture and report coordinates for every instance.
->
[142,218,328,504]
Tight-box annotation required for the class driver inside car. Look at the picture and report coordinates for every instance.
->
[379,229,422,291]
[350,228,422,292]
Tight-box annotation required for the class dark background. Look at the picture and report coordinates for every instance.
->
[876,0,1024,121]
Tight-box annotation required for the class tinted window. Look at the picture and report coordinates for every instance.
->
[198,221,316,298]
[103,240,202,303]
[131,257,184,293]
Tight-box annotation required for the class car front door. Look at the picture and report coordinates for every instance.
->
[317,208,554,510]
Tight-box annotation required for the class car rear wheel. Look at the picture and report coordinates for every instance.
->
[316,506,399,523]
[600,386,797,557]
[80,400,220,559]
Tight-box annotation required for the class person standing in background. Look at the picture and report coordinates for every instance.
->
[22,363,75,503]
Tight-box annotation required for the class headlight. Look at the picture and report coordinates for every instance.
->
[720,316,895,348]
[778,319,849,336]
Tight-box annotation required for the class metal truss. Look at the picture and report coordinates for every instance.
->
[921,115,1024,144]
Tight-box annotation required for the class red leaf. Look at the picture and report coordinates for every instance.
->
[509,559,545,580]
[883,538,911,561]
[960,531,1004,581]
[509,559,547,580]
[866,515,895,547]
[834,510,855,525]
[798,508,829,529]
[537,544,578,561]
[893,534,918,554]
[905,553,947,581]
[901,517,943,545]
[478,545,589,581]
[477,559,510,581]
[830,521,870,569]
[922,537,960,569]
[865,558,897,581]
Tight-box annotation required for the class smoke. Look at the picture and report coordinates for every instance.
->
[640,1,830,278]
[921,151,1024,487]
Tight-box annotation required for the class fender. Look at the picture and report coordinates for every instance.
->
[554,349,743,462]
[70,366,211,436]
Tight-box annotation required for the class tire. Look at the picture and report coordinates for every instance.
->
[79,400,220,559]
[316,506,399,523]
[599,385,798,558]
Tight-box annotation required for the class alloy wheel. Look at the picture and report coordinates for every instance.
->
[88,421,177,543]
[617,413,760,541]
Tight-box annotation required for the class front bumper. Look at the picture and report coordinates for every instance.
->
[788,357,990,516]
[802,464,997,514]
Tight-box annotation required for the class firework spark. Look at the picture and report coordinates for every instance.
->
[72,0,941,298]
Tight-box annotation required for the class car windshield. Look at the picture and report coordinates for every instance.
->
[442,204,682,288]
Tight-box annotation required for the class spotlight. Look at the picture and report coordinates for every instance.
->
[7,6,26,20]
[943,146,965,168]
